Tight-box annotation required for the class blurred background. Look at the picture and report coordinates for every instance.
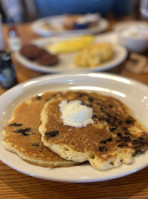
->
[0,0,148,90]
[0,0,143,23]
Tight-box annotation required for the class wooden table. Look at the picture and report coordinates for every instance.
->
[0,22,148,199]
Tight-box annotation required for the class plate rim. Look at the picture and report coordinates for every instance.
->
[1,72,148,94]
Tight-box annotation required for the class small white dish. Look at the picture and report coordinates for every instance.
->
[119,27,148,53]
[0,73,148,183]
[119,36,148,53]
[114,21,148,53]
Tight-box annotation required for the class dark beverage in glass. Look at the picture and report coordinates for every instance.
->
[0,51,17,89]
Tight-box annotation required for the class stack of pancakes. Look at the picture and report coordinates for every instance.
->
[2,91,148,170]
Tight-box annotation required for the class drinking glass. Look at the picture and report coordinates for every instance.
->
[140,0,148,19]
[0,14,4,50]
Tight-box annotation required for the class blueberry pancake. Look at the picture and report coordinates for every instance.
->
[39,91,148,170]
[2,92,77,167]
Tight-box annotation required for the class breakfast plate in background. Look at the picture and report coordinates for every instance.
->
[0,73,148,183]
[31,14,109,37]
[15,33,127,73]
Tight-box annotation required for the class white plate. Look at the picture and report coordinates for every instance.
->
[0,73,148,183]
[31,15,108,37]
[15,33,127,73]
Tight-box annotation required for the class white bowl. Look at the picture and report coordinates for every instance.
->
[118,26,148,53]
[119,35,148,53]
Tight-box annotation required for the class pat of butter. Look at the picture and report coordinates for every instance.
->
[59,100,94,127]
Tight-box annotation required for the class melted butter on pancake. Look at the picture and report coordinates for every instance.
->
[59,100,94,127]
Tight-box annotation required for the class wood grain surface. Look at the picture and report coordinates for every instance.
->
[0,22,148,199]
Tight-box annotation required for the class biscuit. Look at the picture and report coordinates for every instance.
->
[75,43,114,67]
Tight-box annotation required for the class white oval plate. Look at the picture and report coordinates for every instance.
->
[15,33,127,73]
[0,73,148,183]
[31,15,108,37]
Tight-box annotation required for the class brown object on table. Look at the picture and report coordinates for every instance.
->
[36,51,59,66]
[125,53,148,74]
[1,22,148,199]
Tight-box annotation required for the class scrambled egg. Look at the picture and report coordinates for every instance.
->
[74,43,114,68]
[46,35,94,54]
